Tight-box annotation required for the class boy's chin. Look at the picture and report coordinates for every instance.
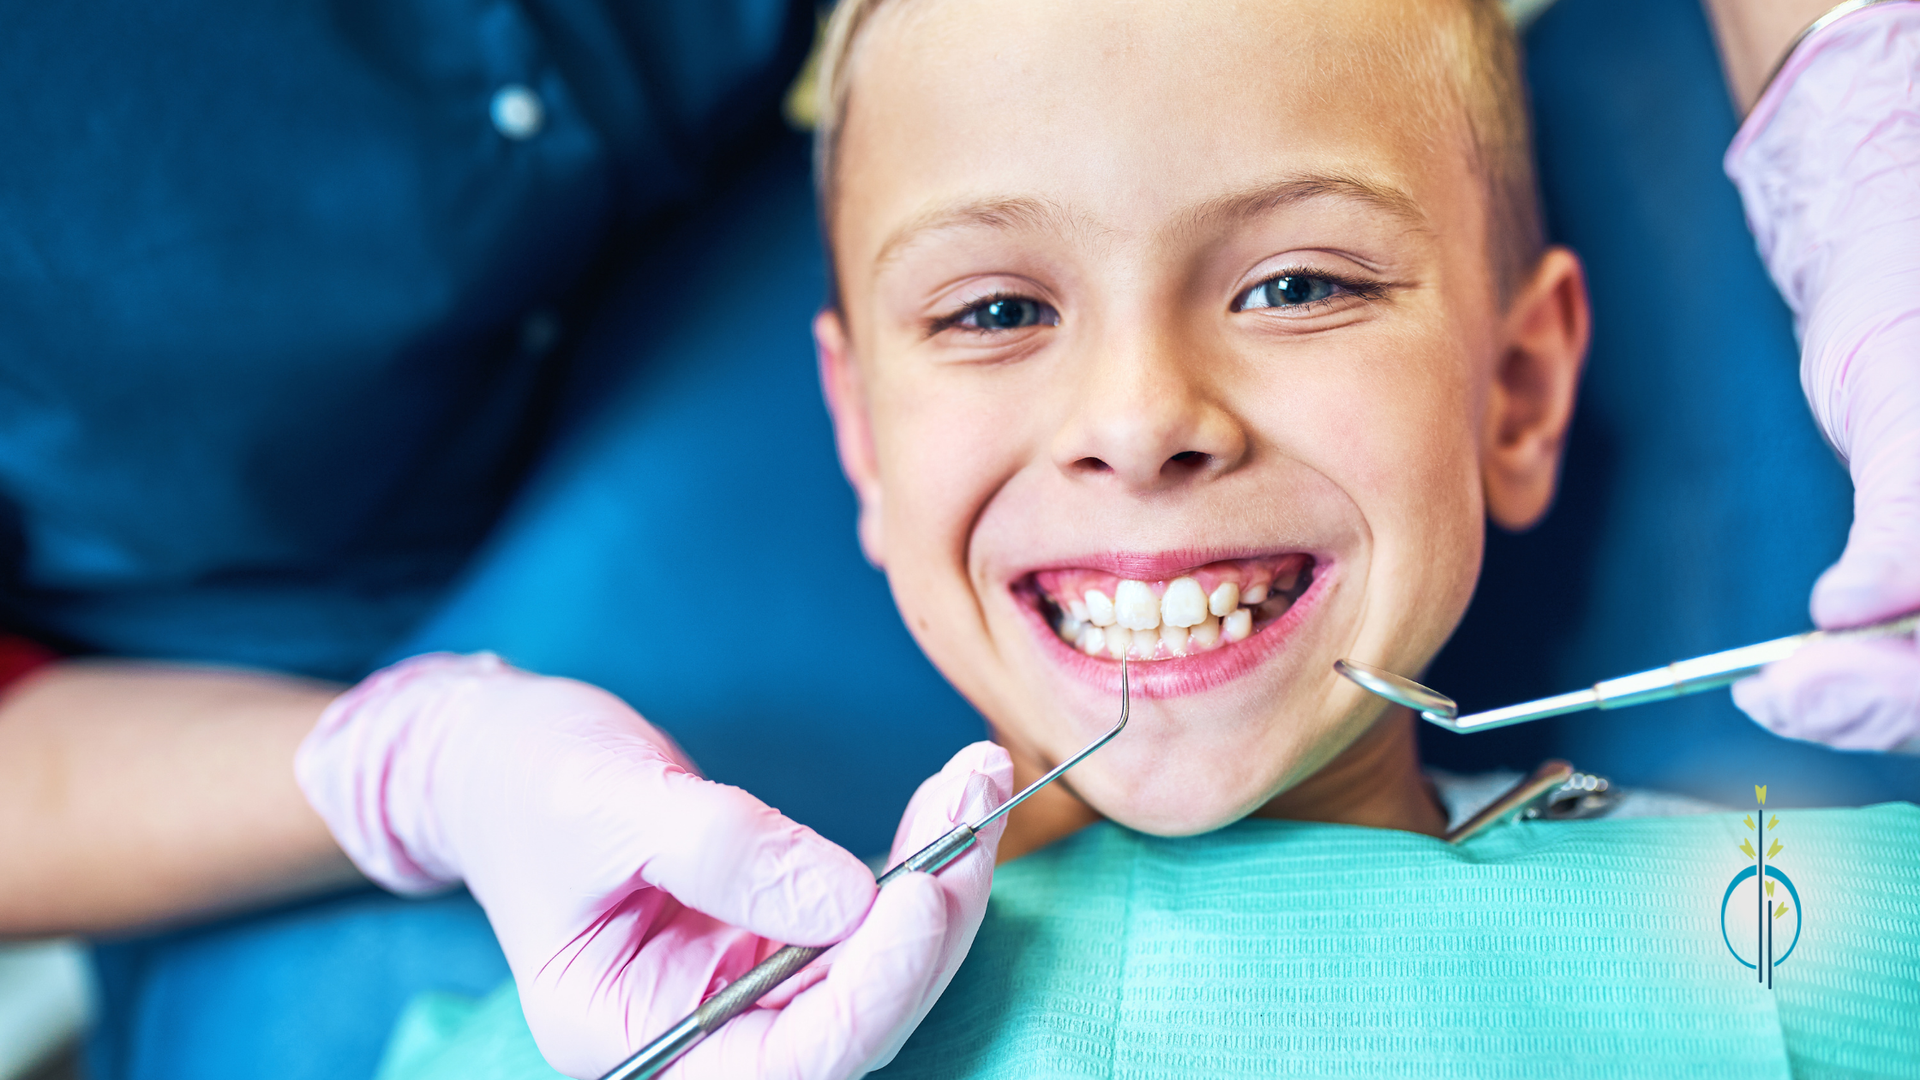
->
[1096,794,1272,838]
[1077,763,1285,838]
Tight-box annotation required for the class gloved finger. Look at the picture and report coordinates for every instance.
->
[466,719,875,949]
[635,766,878,947]
[890,741,1016,863]
[677,871,949,1080]
[1733,637,1920,751]
[760,744,1013,1015]
[887,747,1011,961]
[1812,428,1920,629]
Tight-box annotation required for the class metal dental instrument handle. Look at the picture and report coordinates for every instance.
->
[599,659,1132,1080]
[1441,760,1573,844]
[1336,610,1920,735]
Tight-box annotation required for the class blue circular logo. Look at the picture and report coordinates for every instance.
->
[1720,865,1801,969]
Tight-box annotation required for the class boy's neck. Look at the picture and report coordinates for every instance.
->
[996,709,1446,862]
[1249,710,1447,834]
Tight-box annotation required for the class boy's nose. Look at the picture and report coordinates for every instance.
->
[1049,334,1248,493]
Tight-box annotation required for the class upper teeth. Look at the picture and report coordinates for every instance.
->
[1114,580,1160,630]
[1161,577,1209,627]
[1084,589,1116,627]
[1207,581,1239,618]
[1057,566,1305,660]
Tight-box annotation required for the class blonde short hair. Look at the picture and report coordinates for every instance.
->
[807,0,1546,302]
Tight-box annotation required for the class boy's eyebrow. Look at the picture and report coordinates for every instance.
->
[873,196,1078,271]
[1183,175,1432,235]
[870,175,1429,271]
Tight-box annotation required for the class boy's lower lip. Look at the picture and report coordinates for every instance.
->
[1012,556,1333,698]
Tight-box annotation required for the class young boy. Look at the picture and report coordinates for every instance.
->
[808,0,1579,855]
[372,0,1920,1076]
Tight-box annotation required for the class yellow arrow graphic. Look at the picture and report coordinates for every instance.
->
[1740,838,1756,859]
[1756,785,1768,805]
[1768,839,1784,860]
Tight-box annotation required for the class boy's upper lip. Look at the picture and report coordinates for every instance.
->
[1004,546,1318,583]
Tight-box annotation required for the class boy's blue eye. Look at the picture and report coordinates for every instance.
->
[1242,274,1339,310]
[932,293,1060,337]
[967,296,1047,330]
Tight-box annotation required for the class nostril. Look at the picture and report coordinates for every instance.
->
[1073,456,1114,473]
[1164,450,1211,476]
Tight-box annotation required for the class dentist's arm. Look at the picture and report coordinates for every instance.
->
[0,659,359,935]
[1703,0,1920,750]
[1701,0,1841,112]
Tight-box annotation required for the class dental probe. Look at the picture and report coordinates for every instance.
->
[1335,610,1920,734]
[599,659,1132,1080]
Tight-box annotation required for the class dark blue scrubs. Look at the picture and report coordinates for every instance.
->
[0,0,812,682]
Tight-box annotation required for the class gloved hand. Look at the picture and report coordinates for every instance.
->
[296,652,1013,1078]
[1725,2,1920,751]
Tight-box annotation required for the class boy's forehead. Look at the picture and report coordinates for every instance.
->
[836,0,1478,273]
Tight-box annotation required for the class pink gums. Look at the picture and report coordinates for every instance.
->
[1032,554,1309,610]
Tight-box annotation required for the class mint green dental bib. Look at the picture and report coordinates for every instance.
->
[377,805,1920,1080]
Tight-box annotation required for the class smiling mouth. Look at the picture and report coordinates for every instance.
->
[1018,554,1316,661]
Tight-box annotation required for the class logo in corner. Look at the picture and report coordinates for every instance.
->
[1720,784,1801,987]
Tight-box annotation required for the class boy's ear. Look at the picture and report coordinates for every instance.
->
[815,309,887,567]
[1481,246,1590,531]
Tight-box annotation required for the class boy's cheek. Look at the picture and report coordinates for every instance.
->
[868,425,1024,695]
[1350,436,1488,655]
[874,371,1040,554]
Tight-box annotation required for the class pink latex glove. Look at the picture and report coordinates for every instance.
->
[296,652,1012,1078]
[1725,2,1920,751]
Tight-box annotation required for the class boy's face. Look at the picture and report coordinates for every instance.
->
[819,0,1586,834]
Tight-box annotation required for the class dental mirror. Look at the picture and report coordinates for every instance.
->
[1337,609,1920,735]
[1332,658,1458,722]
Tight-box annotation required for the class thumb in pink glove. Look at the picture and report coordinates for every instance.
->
[296,652,1012,1078]
[1724,2,1920,751]
[1733,637,1920,752]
